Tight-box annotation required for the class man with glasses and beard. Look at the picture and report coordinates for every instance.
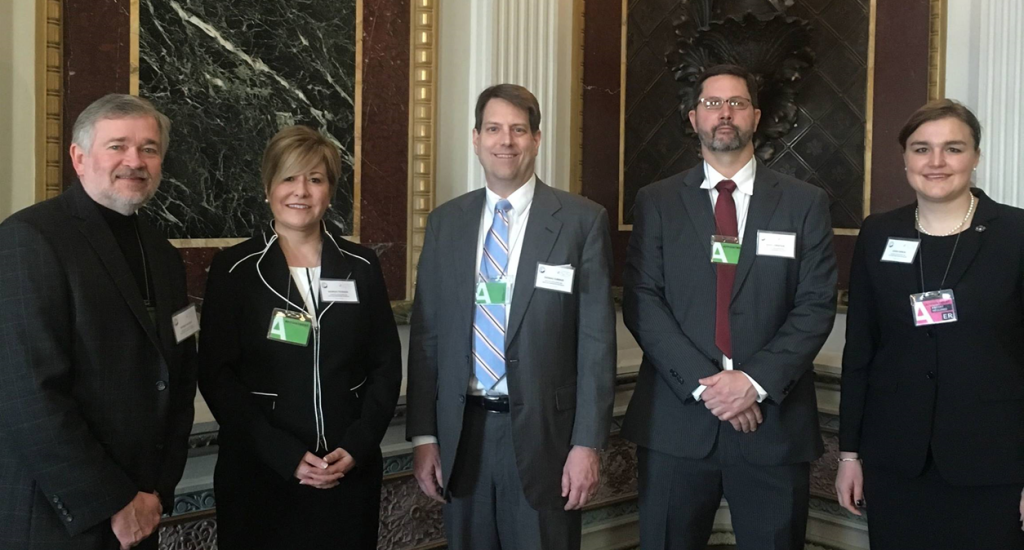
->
[0,94,197,549]
[620,65,838,549]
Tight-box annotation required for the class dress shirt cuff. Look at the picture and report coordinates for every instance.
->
[740,372,768,403]
[692,385,708,401]
[412,436,438,447]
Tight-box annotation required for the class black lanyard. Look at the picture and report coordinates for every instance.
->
[916,229,961,293]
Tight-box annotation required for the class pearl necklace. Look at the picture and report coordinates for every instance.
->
[916,194,976,237]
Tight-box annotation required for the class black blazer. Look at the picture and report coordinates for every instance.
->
[198,223,401,481]
[840,189,1024,485]
[622,162,837,465]
[0,184,198,549]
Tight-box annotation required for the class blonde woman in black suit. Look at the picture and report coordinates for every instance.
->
[198,126,402,549]
[836,100,1024,548]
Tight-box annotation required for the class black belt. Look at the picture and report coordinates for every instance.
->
[466,394,510,413]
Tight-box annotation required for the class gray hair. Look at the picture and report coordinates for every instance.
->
[71,94,172,155]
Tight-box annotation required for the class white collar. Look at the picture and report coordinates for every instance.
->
[700,157,756,195]
[485,174,537,214]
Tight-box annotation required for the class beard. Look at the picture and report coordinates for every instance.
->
[99,170,160,215]
[697,122,753,152]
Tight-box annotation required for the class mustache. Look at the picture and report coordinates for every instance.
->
[114,169,150,180]
[713,123,739,133]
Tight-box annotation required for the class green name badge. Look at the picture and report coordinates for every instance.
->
[266,308,312,346]
[475,281,510,305]
[710,236,741,265]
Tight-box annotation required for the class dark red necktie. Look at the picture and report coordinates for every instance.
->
[714,179,738,358]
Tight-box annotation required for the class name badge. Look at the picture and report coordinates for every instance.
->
[756,230,796,259]
[535,263,574,293]
[267,308,312,346]
[881,238,920,264]
[476,281,511,304]
[910,289,958,326]
[711,236,741,264]
[320,279,359,303]
[171,304,200,343]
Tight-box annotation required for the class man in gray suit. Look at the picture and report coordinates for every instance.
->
[622,65,838,549]
[407,84,616,550]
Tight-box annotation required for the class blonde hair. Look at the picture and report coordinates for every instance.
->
[261,125,342,196]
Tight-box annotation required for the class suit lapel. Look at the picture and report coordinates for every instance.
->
[258,228,309,312]
[69,185,165,356]
[937,189,996,291]
[314,225,358,320]
[506,182,562,346]
[732,166,782,301]
[678,167,716,269]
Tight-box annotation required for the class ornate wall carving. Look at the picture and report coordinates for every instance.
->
[621,0,870,230]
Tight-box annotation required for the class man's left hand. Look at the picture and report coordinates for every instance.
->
[699,370,758,421]
[561,446,601,511]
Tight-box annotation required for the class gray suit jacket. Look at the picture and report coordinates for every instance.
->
[0,184,198,549]
[407,180,617,510]
[621,162,837,465]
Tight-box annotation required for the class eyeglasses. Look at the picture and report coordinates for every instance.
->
[697,97,753,111]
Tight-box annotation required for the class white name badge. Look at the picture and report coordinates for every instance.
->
[320,279,359,303]
[756,231,796,258]
[881,238,920,264]
[171,304,200,343]
[535,263,575,294]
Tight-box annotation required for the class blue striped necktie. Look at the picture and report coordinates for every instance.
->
[473,199,513,390]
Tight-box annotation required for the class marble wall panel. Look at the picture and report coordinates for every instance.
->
[62,0,412,301]
[139,0,357,239]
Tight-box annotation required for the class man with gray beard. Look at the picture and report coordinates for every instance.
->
[0,94,198,550]
[621,65,838,549]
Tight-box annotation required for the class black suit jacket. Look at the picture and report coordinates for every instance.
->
[406,180,617,510]
[198,223,401,482]
[0,184,198,549]
[840,189,1024,485]
[622,162,837,465]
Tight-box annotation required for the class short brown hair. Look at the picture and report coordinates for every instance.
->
[898,99,982,151]
[474,84,542,134]
[692,64,760,112]
[261,125,342,196]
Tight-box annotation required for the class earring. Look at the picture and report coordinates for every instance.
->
[264,198,269,203]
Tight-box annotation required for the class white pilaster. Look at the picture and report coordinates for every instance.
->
[436,0,575,204]
[945,0,1024,208]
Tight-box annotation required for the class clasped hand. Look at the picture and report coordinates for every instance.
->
[111,491,162,550]
[699,370,763,433]
[294,448,356,489]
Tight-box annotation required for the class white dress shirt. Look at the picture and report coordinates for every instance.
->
[413,176,536,447]
[469,176,536,395]
[692,158,768,403]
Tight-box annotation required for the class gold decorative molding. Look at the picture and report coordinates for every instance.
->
[860,0,877,227]
[407,0,438,298]
[130,0,139,95]
[927,0,947,101]
[569,0,585,195]
[353,0,363,241]
[617,0,630,231]
[36,0,63,202]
